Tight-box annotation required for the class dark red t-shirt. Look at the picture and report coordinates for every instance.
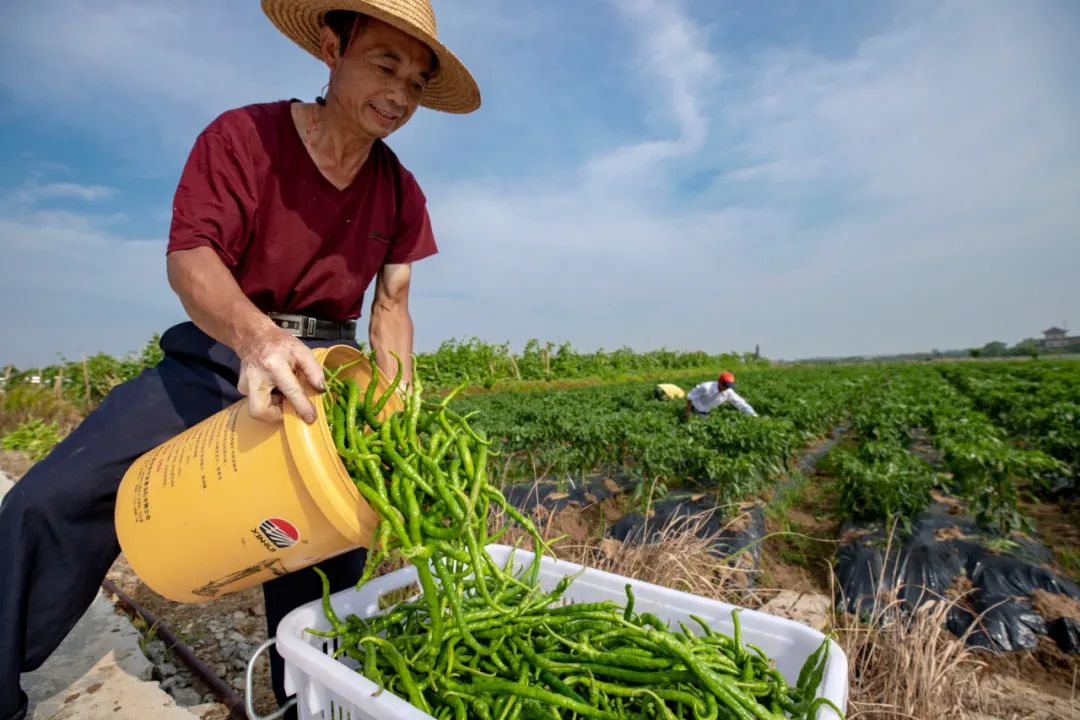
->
[167,100,437,322]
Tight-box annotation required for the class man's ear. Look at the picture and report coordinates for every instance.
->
[318,24,341,69]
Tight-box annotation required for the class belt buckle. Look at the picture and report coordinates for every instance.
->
[269,312,306,337]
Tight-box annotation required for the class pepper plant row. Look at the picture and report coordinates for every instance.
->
[450,367,865,508]
[450,360,1075,534]
[823,366,1065,533]
[939,361,1079,473]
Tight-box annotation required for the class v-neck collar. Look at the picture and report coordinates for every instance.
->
[286,99,375,195]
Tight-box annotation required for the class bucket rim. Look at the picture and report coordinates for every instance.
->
[282,345,403,545]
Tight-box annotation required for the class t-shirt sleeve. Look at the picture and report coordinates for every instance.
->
[166,130,256,268]
[386,168,438,265]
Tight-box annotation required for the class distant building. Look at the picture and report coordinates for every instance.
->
[1041,326,1080,349]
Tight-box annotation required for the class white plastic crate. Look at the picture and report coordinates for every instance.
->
[268,545,848,720]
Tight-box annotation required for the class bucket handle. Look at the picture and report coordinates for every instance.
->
[246,638,298,720]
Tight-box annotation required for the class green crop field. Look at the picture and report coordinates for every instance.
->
[452,360,1076,536]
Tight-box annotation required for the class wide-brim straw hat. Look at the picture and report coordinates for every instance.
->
[262,0,480,114]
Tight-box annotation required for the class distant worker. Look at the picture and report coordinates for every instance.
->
[685,371,757,418]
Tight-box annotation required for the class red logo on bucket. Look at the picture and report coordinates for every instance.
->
[258,518,299,549]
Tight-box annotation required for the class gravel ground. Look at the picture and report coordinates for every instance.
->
[105,557,278,717]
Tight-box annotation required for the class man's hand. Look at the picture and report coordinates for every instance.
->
[236,326,326,424]
[167,248,327,424]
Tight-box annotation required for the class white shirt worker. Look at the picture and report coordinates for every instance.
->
[687,381,757,417]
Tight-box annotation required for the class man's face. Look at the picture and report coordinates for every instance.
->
[324,18,435,139]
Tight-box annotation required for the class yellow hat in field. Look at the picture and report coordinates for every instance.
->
[655,383,686,400]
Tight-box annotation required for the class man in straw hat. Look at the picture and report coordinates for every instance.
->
[0,2,478,718]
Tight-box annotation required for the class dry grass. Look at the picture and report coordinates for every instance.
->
[494,504,761,605]
[565,533,753,604]
[837,594,988,719]
[0,385,83,435]
[833,528,991,720]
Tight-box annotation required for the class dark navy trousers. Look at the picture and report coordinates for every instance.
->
[0,322,366,720]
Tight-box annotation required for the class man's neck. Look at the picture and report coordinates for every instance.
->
[293,102,375,190]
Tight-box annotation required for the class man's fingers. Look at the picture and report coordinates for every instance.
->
[294,346,327,392]
[236,333,324,424]
[267,359,317,424]
[245,371,284,423]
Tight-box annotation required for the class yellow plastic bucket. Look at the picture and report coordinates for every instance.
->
[115,345,401,603]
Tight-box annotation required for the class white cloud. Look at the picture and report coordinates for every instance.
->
[9,181,116,204]
[619,0,717,146]
[712,2,1080,326]
[0,137,184,364]
[0,207,184,366]
[0,1,326,169]
[583,0,719,193]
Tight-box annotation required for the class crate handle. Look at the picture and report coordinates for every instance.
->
[246,638,298,720]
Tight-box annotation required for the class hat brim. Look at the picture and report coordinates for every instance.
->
[261,0,480,114]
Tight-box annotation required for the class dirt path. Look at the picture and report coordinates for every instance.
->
[21,588,228,720]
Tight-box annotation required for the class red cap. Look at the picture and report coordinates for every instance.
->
[719,371,736,385]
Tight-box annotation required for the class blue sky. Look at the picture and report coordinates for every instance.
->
[1,0,1078,367]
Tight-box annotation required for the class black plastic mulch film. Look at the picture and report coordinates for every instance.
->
[836,502,1080,653]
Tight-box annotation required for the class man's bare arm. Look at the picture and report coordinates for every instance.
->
[368,263,415,388]
[166,247,324,423]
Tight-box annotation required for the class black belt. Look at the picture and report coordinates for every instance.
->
[268,312,357,340]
